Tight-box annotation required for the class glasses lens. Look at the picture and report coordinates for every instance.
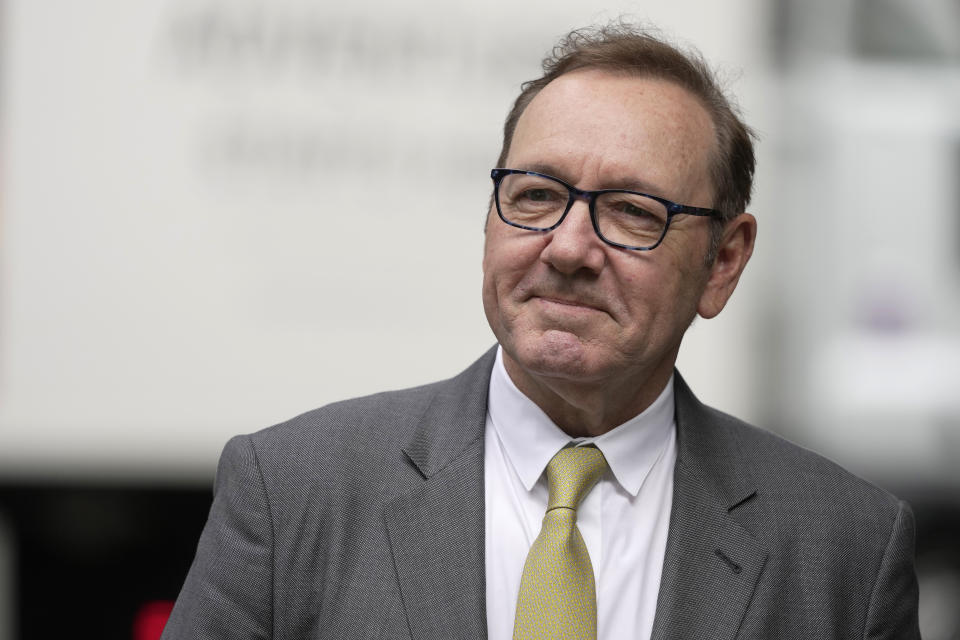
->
[595,191,669,249]
[497,173,569,229]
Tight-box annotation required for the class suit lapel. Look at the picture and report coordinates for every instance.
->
[385,348,496,640]
[651,374,768,640]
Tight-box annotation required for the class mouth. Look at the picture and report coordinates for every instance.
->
[532,295,607,314]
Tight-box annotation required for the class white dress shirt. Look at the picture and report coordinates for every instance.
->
[484,347,676,640]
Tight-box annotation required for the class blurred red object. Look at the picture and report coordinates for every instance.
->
[133,600,175,640]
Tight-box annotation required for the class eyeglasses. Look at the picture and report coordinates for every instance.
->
[490,168,724,251]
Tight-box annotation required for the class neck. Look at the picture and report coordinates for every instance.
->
[501,351,675,437]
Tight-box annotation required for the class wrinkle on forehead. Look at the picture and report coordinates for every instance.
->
[507,69,717,206]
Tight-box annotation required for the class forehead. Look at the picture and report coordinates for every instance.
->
[507,69,716,201]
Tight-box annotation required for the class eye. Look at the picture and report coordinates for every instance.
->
[618,201,653,217]
[606,197,662,221]
[596,193,668,233]
[521,188,560,202]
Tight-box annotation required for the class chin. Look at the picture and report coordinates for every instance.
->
[509,330,608,382]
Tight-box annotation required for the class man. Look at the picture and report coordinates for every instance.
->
[162,25,920,640]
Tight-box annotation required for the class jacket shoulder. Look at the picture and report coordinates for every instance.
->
[237,347,496,486]
[253,381,438,454]
[694,401,905,537]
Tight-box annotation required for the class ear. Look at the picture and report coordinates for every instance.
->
[697,213,757,319]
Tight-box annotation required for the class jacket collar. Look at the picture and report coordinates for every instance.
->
[673,372,759,511]
[401,345,496,478]
[650,371,768,640]
[386,347,496,640]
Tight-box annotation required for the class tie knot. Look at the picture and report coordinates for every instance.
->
[546,446,608,511]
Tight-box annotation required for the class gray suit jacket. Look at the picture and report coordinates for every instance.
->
[162,348,920,639]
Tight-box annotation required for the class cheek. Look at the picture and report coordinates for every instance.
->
[485,229,542,282]
[482,237,522,309]
[614,259,689,329]
[484,257,522,314]
[483,252,499,304]
[480,252,499,316]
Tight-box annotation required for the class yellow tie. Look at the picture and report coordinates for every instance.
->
[513,446,608,640]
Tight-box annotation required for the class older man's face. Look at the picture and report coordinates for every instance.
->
[482,69,722,396]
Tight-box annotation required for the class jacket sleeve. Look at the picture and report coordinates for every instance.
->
[161,435,274,640]
[863,500,920,640]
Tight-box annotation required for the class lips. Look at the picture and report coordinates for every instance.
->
[518,276,614,317]
[530,292,608,315]
[538,295,600,309]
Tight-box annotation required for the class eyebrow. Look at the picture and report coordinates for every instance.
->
[511,162,665,196]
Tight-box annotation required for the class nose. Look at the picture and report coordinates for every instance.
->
[539,199,607,275]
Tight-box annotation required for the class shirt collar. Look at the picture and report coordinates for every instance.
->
[487,346,676,497]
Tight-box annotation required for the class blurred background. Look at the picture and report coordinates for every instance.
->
[0,0,958,638]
